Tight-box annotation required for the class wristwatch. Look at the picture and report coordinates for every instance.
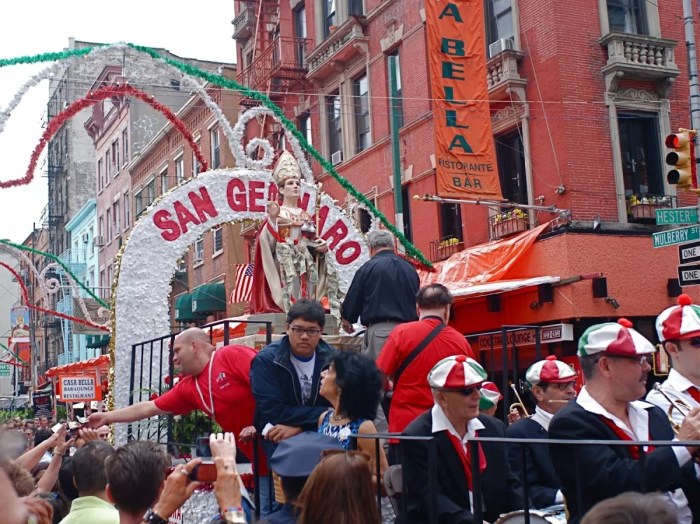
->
[142,508,168,524]
[221,506,247,523]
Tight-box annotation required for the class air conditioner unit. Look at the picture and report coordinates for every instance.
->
[488,37,514,58]
[331,150,343,166]
[94,236,105,247]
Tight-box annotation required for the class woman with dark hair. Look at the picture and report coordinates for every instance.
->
[296,451,381,524]
[317,351,388,480]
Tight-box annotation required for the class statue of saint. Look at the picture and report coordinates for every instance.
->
[250,151,340,315]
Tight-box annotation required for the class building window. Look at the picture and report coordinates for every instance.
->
[495,130,528,205]
[213,226,223,254]
[192,139,201,177]
[175,156,185,184]
[607,0,647,34]
[322,0,337,38]
[122,129,129,164]
[294,5,307,66]
[161,169,169,194]
[485,0,514,45]
[349,0,363,16]
[105,150,111,181]
[113,201,120,235]
[210,128,221,169]
[387,52,404,129]
[106,209,112,242]
[355,207,372,233]
[439,203,463,241]
[135,190,143,217]
[298,113,312,147]
[402,186,412,243]
[327,92,342,159]
[354,74,370,153]
[123,192,131,228]
[98,216,105,242]
[618,113,662,197]
[194,236,204,263]
[97,159,104,191]
[99,270,105,299]
[112,141,120,174]
[145,179,157,206]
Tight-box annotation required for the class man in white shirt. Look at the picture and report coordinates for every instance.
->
[647,294,700,425]
[506,355,576,509]
[549,319,700,524]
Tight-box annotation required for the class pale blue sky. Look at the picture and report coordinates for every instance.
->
[0,0,237,243]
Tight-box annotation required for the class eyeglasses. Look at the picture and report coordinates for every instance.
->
[552,381,577,391]
[606,354,652,366]
[289,325,322,337]
[441,386,479,397]
[321,449,371,461]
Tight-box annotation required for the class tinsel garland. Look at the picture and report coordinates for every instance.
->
[0,239,110,309]
[0,261,108,331]
[0,341,30,367]
[0,44,432,267]
[6,83,207,190]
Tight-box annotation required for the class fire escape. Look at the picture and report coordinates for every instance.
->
[233,1,311,108]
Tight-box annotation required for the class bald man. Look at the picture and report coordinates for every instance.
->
[87,328,258,461]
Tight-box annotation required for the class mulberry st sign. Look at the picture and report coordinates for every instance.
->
[652,225,700,248]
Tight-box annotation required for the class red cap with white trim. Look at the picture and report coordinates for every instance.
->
[655,294,700,342]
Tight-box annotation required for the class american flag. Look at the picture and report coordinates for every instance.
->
[230,263,254,303]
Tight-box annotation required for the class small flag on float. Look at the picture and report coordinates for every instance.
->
[230,263,254,303]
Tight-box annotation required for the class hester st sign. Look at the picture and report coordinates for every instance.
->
[653,225,700,248]
[656,206,698,225]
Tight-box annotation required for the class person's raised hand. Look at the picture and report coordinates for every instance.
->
[47,425,66,448]
[86,412,109,429]
[238,426,256,443]
[210,433,243,510]
[209,432,237,463]
[341,319,353,334]
[21,497,53,524]
[266,424,302,443]
[54,433,74,456]
[78,427,101,444]
[152,458,202,519]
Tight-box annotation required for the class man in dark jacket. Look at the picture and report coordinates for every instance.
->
[251,299,335,459]
[400,355,524,524]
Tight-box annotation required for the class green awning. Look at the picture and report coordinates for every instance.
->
[175,293,204,322]
[86,334,110,348]
[191,283,226,314]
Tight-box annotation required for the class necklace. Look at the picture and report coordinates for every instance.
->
[194,351,216,417]
[331,411,347,422]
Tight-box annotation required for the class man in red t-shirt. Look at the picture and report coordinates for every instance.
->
[377,284,474,462]
[87,328,257,462]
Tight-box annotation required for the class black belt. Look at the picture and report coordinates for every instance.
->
[366,318,404,327]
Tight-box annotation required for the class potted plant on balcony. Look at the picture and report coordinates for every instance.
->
[627,195,671,220]
[437,236,461,259]
[491,208,528,239]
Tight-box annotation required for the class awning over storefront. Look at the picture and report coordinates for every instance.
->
[192,283,226,314]
[420,222,551,297]
[86,334,110,348]
[45,354,110,378]
[175,293,205,322]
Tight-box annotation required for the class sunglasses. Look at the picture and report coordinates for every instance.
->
[321,449,371,461]
[441,386,479,396]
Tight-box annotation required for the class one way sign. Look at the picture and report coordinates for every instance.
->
[678,263,700,286]
[679,241,700,264]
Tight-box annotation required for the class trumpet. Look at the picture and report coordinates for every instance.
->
[509,383,530,417]
[652,383,692,435]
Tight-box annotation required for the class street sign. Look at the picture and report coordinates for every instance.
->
[679,241,700,264]
[0,364,9,377]
[678,263,700,286]
[656,207,698,225]
[473,323,573,351]
[653,225,700,248]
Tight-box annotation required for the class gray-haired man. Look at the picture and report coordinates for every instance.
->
[341,229,420,360]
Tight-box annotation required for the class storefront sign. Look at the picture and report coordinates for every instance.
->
[474,323,574,351]
[32,389,53,416]
[425,1,503,199]
[59,376,99,402]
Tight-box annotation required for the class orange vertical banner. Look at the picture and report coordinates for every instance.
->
[426,1,503,200]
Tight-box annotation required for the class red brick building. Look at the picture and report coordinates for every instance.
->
[233,1,699,378]
[129,67,246,327]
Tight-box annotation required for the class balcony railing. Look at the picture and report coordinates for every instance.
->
[238,36,311,94]
[599,32,679,93]
[306,17,369,81]
[232,1,256,42]
[489,210,532,241]
[429,236,465,263]
[486,49,526,98]
[627,194,677,223]
[57,248,87,280]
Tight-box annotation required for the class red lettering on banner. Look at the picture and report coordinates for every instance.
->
[226,178,247,211]
[336,241,361,264]
[249,181,266,212]
[153,210,181,241]
[322,219,349,251]
[174,201,200,233]
[189,187,219,222]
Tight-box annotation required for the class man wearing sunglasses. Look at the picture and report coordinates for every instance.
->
[647,294,700,427]
[400,355,524,524]
[506,355,576,510]
[549,319,700,524]
[251,299,334,454]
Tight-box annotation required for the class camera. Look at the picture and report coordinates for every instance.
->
[189,461,217,482]
[195,436,211,458]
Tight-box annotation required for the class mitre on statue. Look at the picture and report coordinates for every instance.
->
[272,150,302,187]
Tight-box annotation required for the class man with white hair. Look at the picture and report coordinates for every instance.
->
[341,229,419,360]
[400,355,523,524]
[549,319,700,524]
[647,294,700,425]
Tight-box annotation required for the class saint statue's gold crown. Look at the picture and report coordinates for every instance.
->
[272,150,302,187]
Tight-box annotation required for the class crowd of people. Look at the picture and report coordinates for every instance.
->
[1,229,700,523]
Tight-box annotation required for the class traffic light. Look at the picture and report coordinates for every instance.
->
[665,130,696,188]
